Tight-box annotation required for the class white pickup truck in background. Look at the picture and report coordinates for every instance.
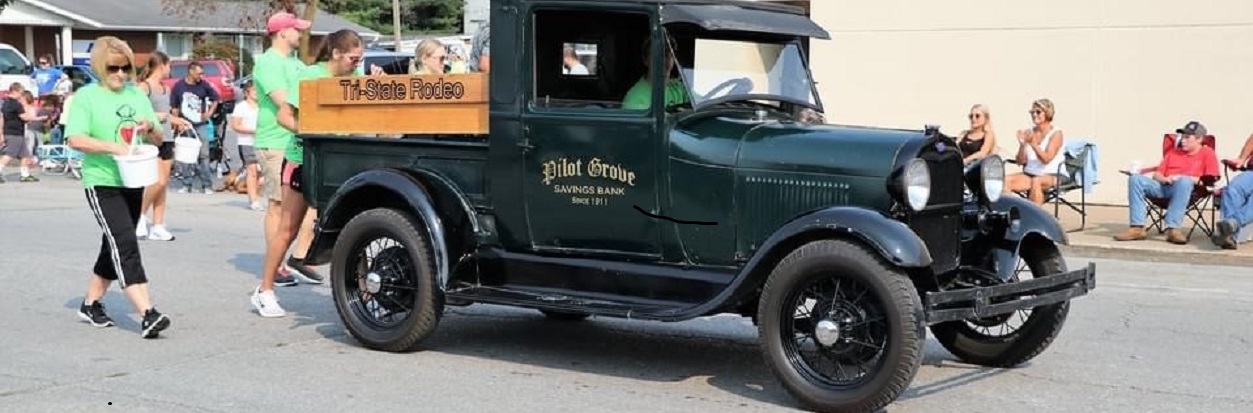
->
[0,43,42,95]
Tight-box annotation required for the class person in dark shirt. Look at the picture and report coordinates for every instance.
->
[0,82,41,183]
[170,62,220,193]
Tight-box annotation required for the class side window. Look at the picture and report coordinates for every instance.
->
[560,43,597,77]
[530,9,651,113]
[366,56,413,75]
[67,67,90,84]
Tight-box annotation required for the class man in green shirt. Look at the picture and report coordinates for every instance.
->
[621,37,690,111]
[251,12,315,318]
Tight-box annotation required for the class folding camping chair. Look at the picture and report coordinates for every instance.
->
[1138,133,1221,241]
[1042,141,1096,232]
[1005,141,1097,232]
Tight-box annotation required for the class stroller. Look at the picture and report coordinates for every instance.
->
[36,144,83,180]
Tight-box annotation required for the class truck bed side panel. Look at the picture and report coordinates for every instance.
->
[302,136,490,211]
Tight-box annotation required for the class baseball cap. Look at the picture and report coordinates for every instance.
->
[267,12,312,34]
[1176,121,1207,137]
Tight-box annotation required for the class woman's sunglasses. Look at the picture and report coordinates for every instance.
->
[105,64,133,74]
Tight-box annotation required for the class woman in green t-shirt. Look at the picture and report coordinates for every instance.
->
[64,36,172,338]
[255,29,376,318]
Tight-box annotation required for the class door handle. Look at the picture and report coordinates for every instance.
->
[518,125,536,152]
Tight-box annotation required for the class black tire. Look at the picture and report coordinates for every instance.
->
[930,243,1070,367]
[758,239,924,413]
[331,208,443,353]
[539,309,591,321]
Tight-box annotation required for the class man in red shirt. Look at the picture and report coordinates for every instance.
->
[1115,121,1219,244]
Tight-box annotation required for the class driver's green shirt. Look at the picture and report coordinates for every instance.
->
[622,77,689,110]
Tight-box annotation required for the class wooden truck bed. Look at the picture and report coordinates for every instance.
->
[296,73,489,136]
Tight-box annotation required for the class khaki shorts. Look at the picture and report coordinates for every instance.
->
[257,149,286,202]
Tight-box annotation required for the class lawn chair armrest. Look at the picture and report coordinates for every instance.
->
[1222,158,1252,172]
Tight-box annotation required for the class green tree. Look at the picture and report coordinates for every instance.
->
[0,0,11,13]
[160,0,321,62]
[406,0,463,33]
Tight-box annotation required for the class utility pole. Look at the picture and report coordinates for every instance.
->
[392,0,403,52]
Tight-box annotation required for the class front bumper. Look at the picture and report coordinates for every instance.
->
[922,262,1096,325]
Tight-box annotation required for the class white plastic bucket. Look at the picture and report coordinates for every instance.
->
[173,137,201,164]
[114,144,159,188]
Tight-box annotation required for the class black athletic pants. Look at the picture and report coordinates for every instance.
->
[84,186,148,287]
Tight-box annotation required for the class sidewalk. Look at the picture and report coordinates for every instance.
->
[1050,201,1253,266]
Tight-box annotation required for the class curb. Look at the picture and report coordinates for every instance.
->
[1061,244,1253,267]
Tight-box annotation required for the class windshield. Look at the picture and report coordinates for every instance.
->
[0,49,29,75]
[675,38,818,109]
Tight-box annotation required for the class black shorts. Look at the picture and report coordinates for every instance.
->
[158,142,175,161]
[281,159,303,194]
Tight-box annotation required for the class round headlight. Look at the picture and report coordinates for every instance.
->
[981,155,1005,203]
[904,159,931,211]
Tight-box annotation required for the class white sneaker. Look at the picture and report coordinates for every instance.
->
[148,225,175,241]
[135,216,149,240]
[203,188,215,195]
[177,187,189,194]
[250,286,286,318]
[249,201,266,211]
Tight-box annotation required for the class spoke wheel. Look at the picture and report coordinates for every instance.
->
[931,241,1071,367]
[759,239,923,413]
[345,237,418,329]
[783,275,889,389]
[331,208,443,353]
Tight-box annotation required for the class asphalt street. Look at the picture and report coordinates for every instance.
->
[2,176,1251,413]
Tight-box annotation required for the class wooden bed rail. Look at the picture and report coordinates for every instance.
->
[296,73,489,135]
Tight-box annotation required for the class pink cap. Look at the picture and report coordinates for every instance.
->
[267,12,312,34]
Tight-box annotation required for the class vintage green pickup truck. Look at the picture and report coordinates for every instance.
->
[294,0,1097,412]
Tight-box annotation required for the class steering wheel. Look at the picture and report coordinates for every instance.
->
[665,101,693,113]
[694,77,754,101]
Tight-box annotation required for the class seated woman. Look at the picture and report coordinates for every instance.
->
[957,104,997,166]
[1004,98,1067,204]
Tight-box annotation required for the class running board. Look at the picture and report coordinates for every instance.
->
[445,285,696,320]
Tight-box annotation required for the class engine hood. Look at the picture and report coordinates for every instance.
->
[736,122,926,178]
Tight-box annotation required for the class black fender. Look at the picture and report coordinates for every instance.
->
[756,206,935,268]
[669,206,932,319]
[306,168,469,291]
[982,195,1068,281]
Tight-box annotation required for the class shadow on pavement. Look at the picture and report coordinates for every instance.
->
[229,252,264,279]
[312,304,984,411]
[62,296,142,334]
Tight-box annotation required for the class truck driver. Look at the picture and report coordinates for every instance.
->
[621,36,689,111]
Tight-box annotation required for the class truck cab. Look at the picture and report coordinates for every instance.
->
[295,1,1096,412]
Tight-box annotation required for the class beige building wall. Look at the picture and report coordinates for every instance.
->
[807,0,1253,206]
